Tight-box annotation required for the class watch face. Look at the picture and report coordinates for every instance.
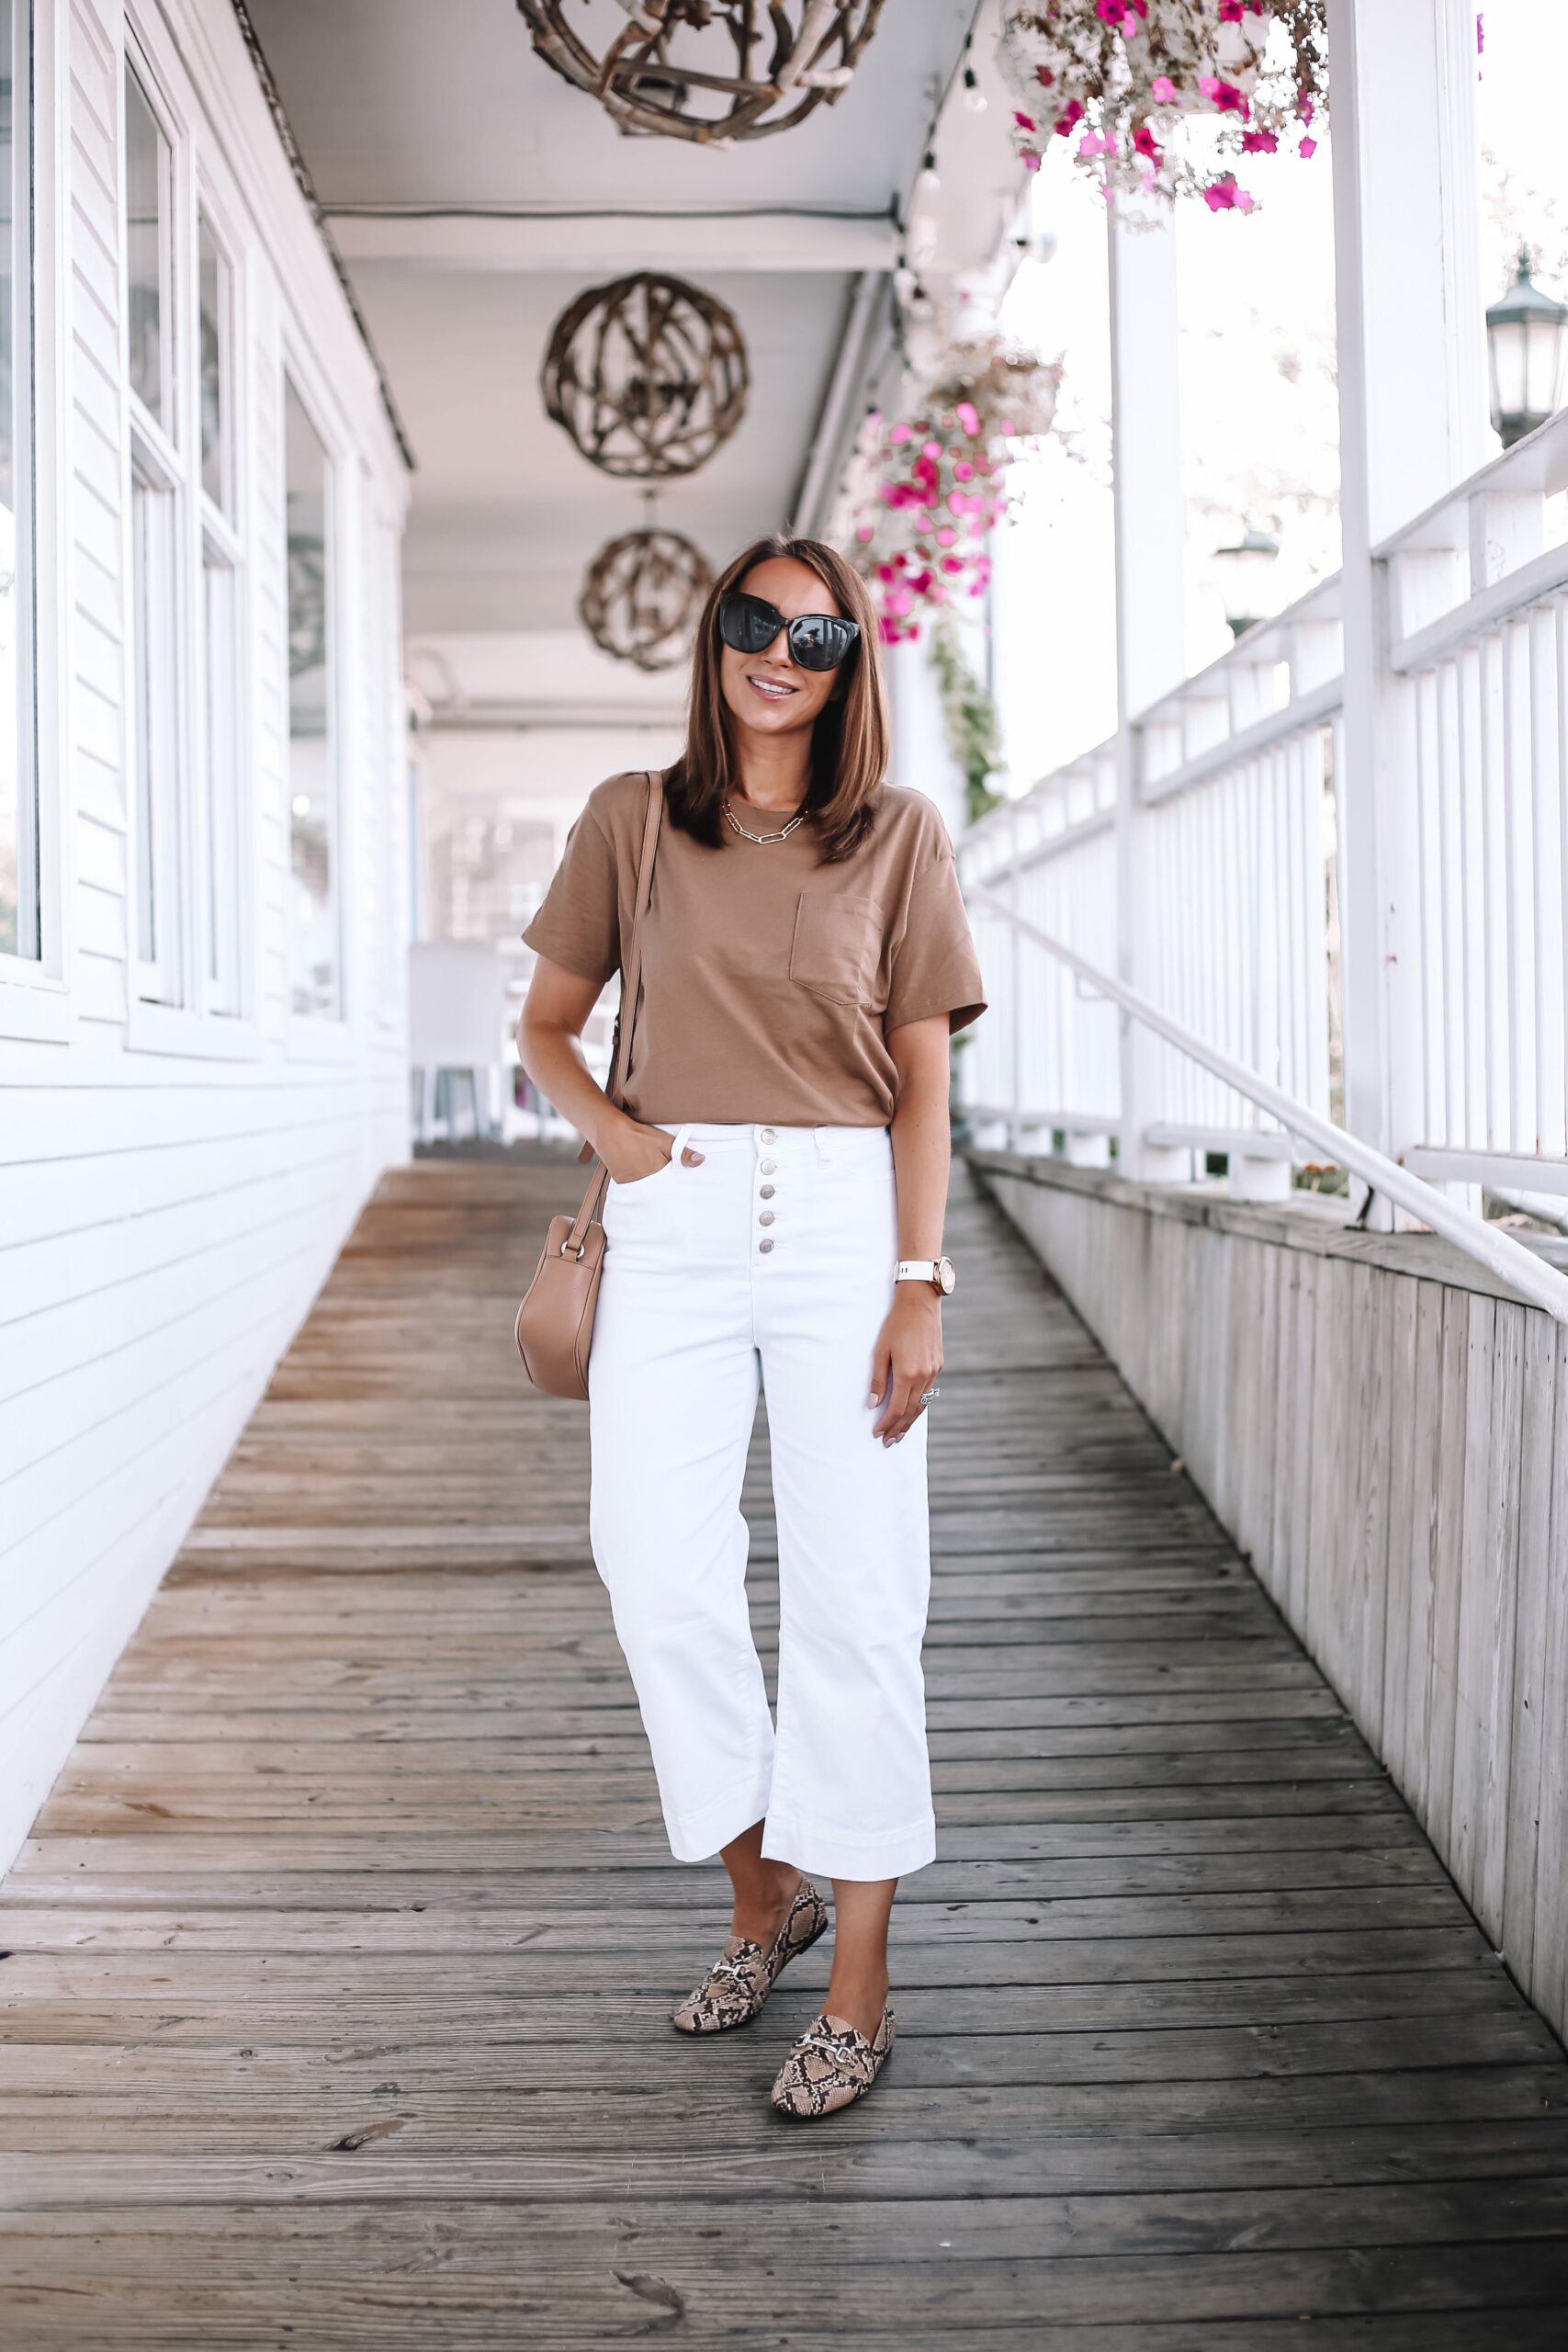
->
[937,1257,955,1295]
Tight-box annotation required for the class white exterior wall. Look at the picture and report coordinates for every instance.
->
[0,0,411,1871]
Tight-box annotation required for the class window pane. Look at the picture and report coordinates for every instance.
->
[130,469,179,998]
[124,65,168,426]
[285,377,336,1019]
[198,214,227,508]
[0,0,37,963]
[201,546,240,1009]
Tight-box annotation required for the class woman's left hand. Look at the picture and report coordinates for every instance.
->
[869,1287,943,1446]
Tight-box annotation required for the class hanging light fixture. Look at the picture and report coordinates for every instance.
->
[1486,247,1568,448]
[580,499,713,671]
[517,2,886,146]
[541,272,749,479]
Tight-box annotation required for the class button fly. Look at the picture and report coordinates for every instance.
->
[759,1211,775,1227]
[760,1184,775,1199]
[759,1127,776,1144]
[760,1159,776,1174]
[758,1238,774,1254]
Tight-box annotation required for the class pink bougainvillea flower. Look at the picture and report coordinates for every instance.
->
[955,400,981,435]
[1208,79,1249,116]
[922,437,942,458]
[1053,98,1085,136]
[1034,63,1055,87]
[1150,74,1177,101]
[1296,92,1314,123]
[1013,109,1037,132]
[1021,150,1042,171]
[1219,0,1245,17]
[941,555,964,574]
[953,459,974,482]
[889,422,912,444]
[1241,129,1278,153]
[1202,175,1254,212]
[1000,417,1016,436]
[1197,74,1220,99]
[1096,0,1136,28]
[1132,121,1160,159]
[936,526,956,547]
[1299,135,1317,158]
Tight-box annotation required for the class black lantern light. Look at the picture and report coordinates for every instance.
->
[1213,521,1280,639]
[1485,248,1568,449]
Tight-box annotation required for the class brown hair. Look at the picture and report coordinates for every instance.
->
[665,533,890,862]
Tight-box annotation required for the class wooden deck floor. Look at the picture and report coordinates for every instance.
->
[2,1157,1567,2348]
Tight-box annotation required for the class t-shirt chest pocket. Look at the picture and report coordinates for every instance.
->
[788,892,882,1007]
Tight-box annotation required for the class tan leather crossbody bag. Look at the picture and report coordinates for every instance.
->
[514,770,664,1400]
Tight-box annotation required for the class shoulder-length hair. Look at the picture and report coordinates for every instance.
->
[664,533,890,863]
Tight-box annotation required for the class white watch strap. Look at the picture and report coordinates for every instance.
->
[896,1261,938,1282]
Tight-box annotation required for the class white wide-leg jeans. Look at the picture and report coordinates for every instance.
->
[587,1120,935,1881]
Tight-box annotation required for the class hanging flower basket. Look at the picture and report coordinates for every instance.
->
[996,2,1326,212]
[833,332,1061,644]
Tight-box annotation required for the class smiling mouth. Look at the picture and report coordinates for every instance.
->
[746,673,798,700]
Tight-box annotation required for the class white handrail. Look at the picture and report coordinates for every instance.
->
[966,888,1568,1326]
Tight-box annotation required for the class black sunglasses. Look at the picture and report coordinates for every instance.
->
[717,589,861,673]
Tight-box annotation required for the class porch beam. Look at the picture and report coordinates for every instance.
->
[325,205,898,273]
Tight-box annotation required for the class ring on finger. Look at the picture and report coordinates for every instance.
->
[919,1386,940,1404]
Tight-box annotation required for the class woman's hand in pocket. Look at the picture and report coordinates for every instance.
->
[602,1116,704,1186]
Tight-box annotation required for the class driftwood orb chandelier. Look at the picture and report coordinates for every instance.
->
[517,1,886,145]
[542,271,749,479]
[580,526,712,671]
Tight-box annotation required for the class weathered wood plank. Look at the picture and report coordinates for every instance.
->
[1,1156,1563,2344]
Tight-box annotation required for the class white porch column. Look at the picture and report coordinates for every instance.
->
[1326,0,1487,1213]
[1108,199,1188,1180]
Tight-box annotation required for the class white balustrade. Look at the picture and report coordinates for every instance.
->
[966,413,1568,1218]
[1380,409,1568,1196]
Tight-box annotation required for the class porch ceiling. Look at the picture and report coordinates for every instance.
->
[240,0,978,635]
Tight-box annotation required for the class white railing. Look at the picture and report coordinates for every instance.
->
[1381,409,1568,1197]
[962,574,1344,1191]
[965,890,1568,1329]
[964,413,1568,1222]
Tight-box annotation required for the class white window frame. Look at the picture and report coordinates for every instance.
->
[0,0,69,1045]
[193,187,249,1023]
[121,17,259,1059]
[280,346,350,1053]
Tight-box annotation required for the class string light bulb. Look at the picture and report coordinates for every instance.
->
[963,66,986,114]
[918,149,941,197]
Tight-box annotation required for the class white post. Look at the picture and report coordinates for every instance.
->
[1108,198,1189,1181]
[1327,0,1487,1219]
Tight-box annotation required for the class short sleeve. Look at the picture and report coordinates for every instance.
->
[521,801,622,988]
[886,841,987,1035]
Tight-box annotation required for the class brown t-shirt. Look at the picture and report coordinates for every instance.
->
[523,771,987,1125]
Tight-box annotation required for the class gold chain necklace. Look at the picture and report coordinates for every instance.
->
[723,793,808,846]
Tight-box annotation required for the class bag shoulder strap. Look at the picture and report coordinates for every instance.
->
[565,770,663,1244]
[604,767,664,1110]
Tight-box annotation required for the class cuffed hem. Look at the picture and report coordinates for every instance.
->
[760,1806,936,1882]
[664,1772,775,1864]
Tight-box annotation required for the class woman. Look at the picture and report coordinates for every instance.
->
[518,533,985,2120]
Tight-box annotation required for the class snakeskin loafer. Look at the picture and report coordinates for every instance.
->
[770,2004,896,2118]
[671,1877,829,2036]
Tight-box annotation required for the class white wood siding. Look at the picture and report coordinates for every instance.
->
[0,0,411,1871]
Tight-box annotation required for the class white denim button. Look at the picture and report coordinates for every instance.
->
[759,1211,775,1227]
[760,1184,775,1199]
[760,1159,776,1174]
[758,1238,774,1253]
[759,1127,776,1145]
